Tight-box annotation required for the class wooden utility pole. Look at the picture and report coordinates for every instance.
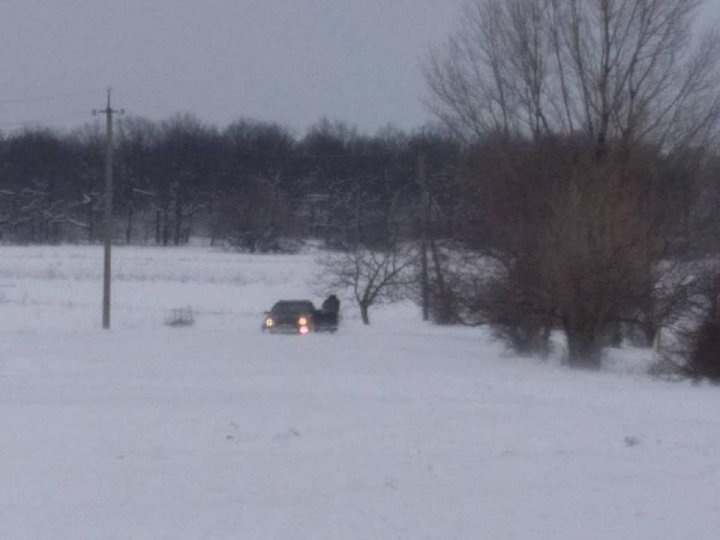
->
[93,89,123,329]
[418,152,430,322]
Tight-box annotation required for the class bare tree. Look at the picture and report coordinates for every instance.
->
[317,242,417,325]
[536,161,659,366]
[425,0,720,367]
[426,0,720,153]
[213,173,292,252]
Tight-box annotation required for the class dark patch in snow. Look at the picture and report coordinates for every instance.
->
[624,436,642,447]
[274,428,301,441]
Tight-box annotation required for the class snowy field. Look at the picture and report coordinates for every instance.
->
[1,245,719,539]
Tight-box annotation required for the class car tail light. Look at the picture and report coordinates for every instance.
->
[298,316,308,326]
[299,325,310,335]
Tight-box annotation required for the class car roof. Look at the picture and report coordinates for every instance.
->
[271,300,315,311]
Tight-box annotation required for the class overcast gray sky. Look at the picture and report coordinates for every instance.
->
[0,0,462,135]
[0,0,717,136]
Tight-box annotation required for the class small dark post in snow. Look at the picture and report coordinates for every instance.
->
[93,89,123,329]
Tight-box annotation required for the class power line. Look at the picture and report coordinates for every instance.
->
[0,112,93,129]
[0,88,108,131]
[0,88,103,105]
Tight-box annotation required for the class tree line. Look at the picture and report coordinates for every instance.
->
[0,116,455,249]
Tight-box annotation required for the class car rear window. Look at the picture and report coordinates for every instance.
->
[271,301,314,314]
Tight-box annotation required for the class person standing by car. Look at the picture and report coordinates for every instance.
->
[322,294,340,314]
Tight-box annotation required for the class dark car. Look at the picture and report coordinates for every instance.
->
[261,298,339,334]
[262,300,316,335]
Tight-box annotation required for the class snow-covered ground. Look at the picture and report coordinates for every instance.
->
[1,245,719,539]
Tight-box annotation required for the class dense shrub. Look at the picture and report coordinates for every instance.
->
[687,320,720,382]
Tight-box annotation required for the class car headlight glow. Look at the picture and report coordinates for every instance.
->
[265,318,274,327]
[298,316,308,326]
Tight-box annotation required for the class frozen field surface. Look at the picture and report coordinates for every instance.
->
[1,246,719,539]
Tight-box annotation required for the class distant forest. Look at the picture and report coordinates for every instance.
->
[0,115,459,251]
